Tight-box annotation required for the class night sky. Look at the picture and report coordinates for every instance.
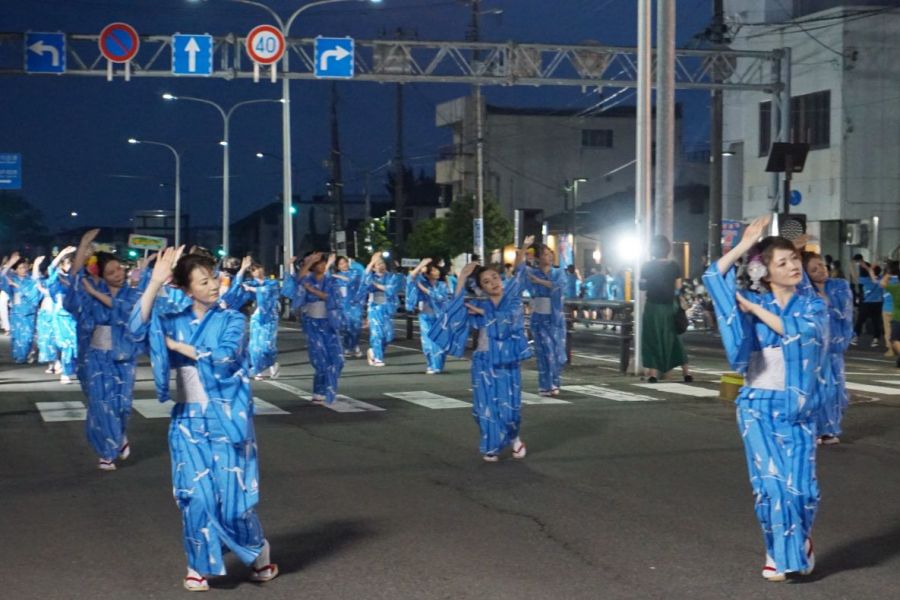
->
[3,0,713,233]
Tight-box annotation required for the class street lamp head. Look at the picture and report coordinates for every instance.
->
[162,93,176,100]
[128,138,139,144]
[575,177,588,183]
[256,152,264,158]
[219,141,228,147]
[722,150,735,157]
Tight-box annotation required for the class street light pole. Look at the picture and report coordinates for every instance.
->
[161,93,280,255]
[572,177,587,268]
[128,138,183,246]
[228,0,381,266]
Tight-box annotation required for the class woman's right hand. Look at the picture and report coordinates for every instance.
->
[739,215,771,248]
[151,246,184,284]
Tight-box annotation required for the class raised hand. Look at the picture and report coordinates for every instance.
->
[151,246,182,284]
[80,228,101,248]
[3,252,20,269]
[59,246,77,256]
[740,215,771,247]
[735,292,755,314]
[523,234,535,248]
[34,255,45,266]
[459,261,479,280]
[326,253,336,268]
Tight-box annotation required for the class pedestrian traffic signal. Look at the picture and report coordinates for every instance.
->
[216,248,226,257]
[290,204,297,215]
[127,248,138,259]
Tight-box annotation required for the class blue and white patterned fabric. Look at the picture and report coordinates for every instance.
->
[128,298,266,576]
[245,279,281,376]
[583,273,608,300]
[0,271,40,363]
[219,272,253,311]
[35,280,58,364]
[48,267,77,376]
[298,273,344,403]
[433,265,533,456]
[703,264,827,576]
[817,278,853,436]
[65,269,148,461]
[406,275,451,372]
[526,266,567,393]
[358,272,398,362]
[334,268,363,352]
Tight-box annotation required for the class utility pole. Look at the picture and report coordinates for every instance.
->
[634,0,653,375]
[393,82,405,249]
[470,0,485,262]
[707,0,727,261]
[654,0,675,242]
[329,82,345,253]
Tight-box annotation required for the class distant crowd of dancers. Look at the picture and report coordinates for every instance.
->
[2,220,899,589]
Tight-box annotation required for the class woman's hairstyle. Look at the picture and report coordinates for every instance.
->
[10,256,29,270]
[190,246,215,260]
[650,234,671,259]
[746,236,798,291]
[335,255,349,267]
[471,265,498,289]
[427,258,447,281]
[95,251,120,277]
[220,256,241,275]
[172,253,217,289]
[249,261,264,273]
[801,250,822,270]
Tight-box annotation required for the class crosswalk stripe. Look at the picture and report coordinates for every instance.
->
[573,353,619,364]
[875,380,900,386]
[264,380,384,412]
[132,399,171,419]
[36,401,86,422]
[253,397,290,415]
[632,383,719,398]
[384,391,470,409]
[561,384,660,402]
[521,391,571,405]
[845,382,900,396]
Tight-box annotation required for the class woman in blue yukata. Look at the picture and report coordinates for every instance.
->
[296,252,344,404]
[332,256,364,358]
[359,251,399,367]
[703,215,827,582]
[406,257,451,374]
[526,244,568,396]
[32,256,60,372]
[130,247,278,592]
[66,229,150,471]
[802,251,853,445]
[243,261,281,381]
[434,235,535,462]
[45,246,78,384]
[0,252,41,363]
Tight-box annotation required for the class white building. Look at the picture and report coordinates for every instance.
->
[723,0,900,261]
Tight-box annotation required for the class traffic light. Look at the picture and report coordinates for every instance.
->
[216,248,226,257]
[127,248,139,259]
[290,204,297,215]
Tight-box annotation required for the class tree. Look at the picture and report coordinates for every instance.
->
[443,194,513,260]
[404,217,450,260]
[355,217,392,263]
[0,192,49,255]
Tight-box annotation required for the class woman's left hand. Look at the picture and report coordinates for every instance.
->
[735,293,756,314]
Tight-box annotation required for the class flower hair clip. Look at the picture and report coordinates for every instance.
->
[746,255,767,292]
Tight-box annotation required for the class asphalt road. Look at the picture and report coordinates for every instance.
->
[2,323,900,599]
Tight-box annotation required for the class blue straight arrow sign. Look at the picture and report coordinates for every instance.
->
[172,34,213,76]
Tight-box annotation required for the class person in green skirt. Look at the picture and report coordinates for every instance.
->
[639,235,692,383]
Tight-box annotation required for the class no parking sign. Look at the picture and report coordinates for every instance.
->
[98,22,140,81]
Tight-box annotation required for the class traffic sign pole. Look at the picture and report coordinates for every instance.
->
[98,22,140,81]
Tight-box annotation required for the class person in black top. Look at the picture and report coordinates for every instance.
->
[639,235,692,383]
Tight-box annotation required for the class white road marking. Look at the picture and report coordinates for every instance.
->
[632,383,719,397]
[561,385,661,402]
[132,399,172,419]
[874,380,900,386]
[264,380,384,412]
[521,391,571,405]
[253,397,289,415]
[384,391,470,409]
[845,382,900,396]
[36,401,86,422]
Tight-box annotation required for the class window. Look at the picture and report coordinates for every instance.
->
[582,129,614,148]
[791,90,830,149]
[759,101,771,157]
[759,91,830,157]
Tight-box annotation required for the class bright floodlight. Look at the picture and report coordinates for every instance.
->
[615,234,639,261]
[128,138,139,144]
[162,93,176,100]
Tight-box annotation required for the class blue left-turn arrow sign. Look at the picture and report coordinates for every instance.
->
[25,32,66,74]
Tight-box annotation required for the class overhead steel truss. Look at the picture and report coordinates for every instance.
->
[0,32,782,92]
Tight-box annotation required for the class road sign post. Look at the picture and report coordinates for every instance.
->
[172,34,213,76]
[98,22,140,81]
[314,37,354,79]
[246,25,285,83]
[24,32,65,74]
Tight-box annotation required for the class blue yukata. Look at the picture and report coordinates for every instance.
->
[358,272,399,362]
[334,269,363,353]
[220,273,254,311]
[66,270,149,461]
[297,273,344,403]
[0,271,41,363]
[128,296,266,576]
[584,273,609,300]
[406,276,451,373]
[433,265,533,456]
[48,268,78,377]
[703,264,827,576]
[526,267,568,393]
[564,272,580,300]
[35,282,58,364]
[245,279,281,376]
[816,279,853,437]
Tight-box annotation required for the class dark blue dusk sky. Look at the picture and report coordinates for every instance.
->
[2,0,713,232]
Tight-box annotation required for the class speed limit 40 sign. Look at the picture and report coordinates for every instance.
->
[246,24,285,65]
